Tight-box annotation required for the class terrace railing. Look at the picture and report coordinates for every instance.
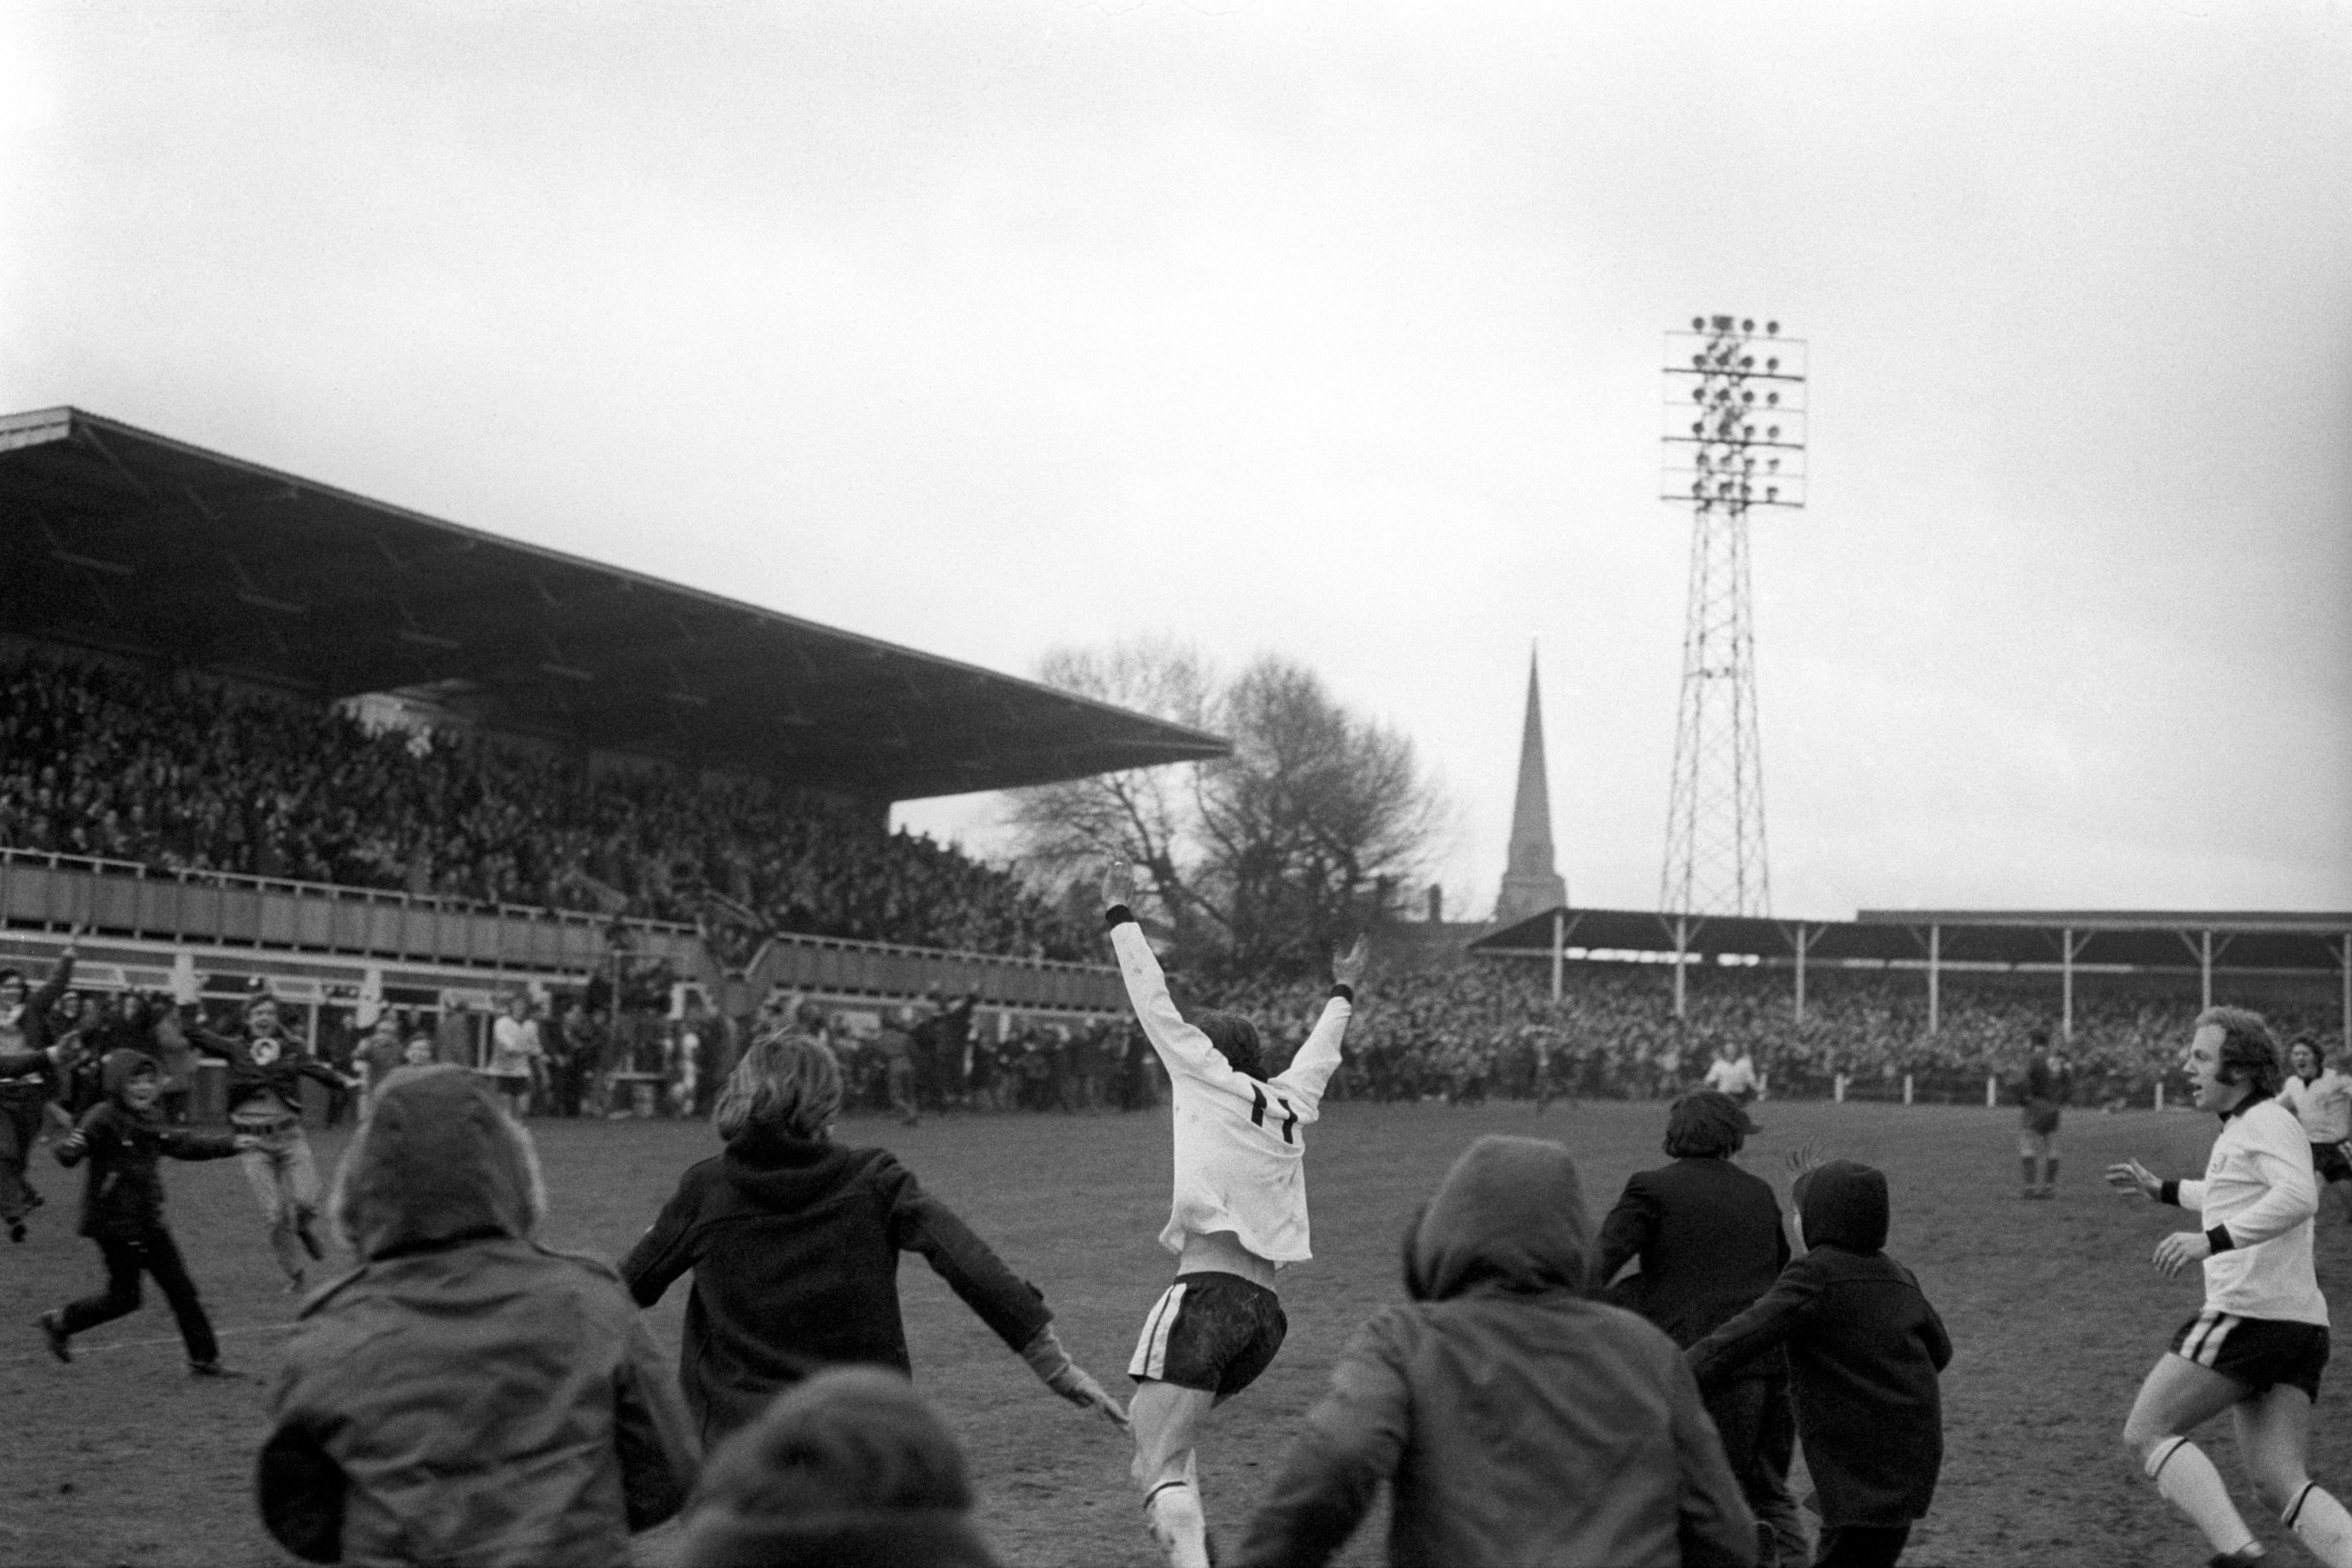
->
[0,846,702,972]
[0,846,1127,1011]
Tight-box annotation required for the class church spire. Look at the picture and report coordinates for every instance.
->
[1494,646,1568,923]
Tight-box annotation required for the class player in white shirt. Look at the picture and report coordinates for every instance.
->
[2280,1036,2352,1225]
[1100,860,1364,1568]
[1701,1041,1759,1103]
[2106,1007,2352,1567]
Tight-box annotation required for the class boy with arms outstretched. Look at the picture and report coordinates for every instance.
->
[1100,860,1365,1568]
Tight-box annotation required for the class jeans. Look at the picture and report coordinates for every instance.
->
[0,1097,47,1222]
[237,1125,322,1280]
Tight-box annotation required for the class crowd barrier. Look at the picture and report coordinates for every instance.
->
[0,847,703,972]
[1,847,1128,1014]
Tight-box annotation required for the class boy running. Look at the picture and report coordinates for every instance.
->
[1100,860,1365,1568]
[2105,1006,2352,1567]
[37,1049,255,1375]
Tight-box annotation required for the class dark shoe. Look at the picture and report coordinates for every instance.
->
[187,1359,242,1379]
[2210,1546,2266,1566]
[7,1219,24,1244]
[37,1311,71,1364]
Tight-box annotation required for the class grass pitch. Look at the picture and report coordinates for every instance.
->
[3,1097,2349,1567]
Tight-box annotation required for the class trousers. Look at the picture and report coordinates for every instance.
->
[237,1125,321,1279]
[61,1226,219,1364]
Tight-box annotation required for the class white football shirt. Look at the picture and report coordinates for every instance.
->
[1109,916,1350,1265]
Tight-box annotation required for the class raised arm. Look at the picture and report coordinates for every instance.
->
[1100,860,1240,1089]
[29,946,75,1019]
[1271,938,1364,1108]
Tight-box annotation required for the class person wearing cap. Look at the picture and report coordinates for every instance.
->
[1595,1091,1806,1567]
[1232,1135,1756,1567]
[1689,1158,1953,1568]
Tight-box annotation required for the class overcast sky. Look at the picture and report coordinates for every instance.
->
[3,2,2347,921]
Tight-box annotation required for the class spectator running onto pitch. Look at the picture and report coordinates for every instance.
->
[38,1048,256,1375]
[2105,1006,2352,1567]
[189,994,363,1292]
[621,1027,1126,1450]
[258,1064,698,1567]
[1690,1156,1952,1568]
[2280,1034,2352,1226]
[1100,859,1365,1568]
[0,943,75,1242]
[1233,1133,1755,1568]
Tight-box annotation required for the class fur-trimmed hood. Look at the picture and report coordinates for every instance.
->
[330,1065,545,1260]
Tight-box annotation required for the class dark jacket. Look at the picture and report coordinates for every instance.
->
[189,1023,345,1116]
[1235,1135,1755,1568]
[620,1123,1054,1449]
[1593,1155,1790,1358]
[2018,1057,2073,1132]
[0,953,72,1105]
[1688,1161,1952,1528]
[53,1050,239,1240]
[260,1066,698,1568]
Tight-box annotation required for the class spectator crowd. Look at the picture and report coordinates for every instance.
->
[0,656,1098,961]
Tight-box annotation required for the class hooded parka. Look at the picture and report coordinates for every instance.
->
[257,1066,698,1567]
[1234,1135,1757,1568]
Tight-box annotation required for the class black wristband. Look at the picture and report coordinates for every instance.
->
[1328,983,1355,1005]
[1104,904,1136,930]
[2160,1179,2180,1208]
[2205,1224,2235,1254]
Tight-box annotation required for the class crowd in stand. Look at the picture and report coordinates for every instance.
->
[1199,960,2349,1109]
[0,656,1098,960]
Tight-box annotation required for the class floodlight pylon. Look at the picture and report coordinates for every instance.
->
[1658,315,1807,920]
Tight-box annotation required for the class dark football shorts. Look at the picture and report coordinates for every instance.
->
[1128,1271,1287,1403]
[2312,1141,2352,1185]
[2172,1309,2330,1403]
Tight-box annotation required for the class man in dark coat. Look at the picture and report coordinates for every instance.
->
[1595,1092,1806,1566]
[1690,1160,1953,1568]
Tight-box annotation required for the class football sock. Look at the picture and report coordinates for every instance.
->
[2020,1157,2037,1191]
[2146,1438,2257,1557]
[1143,1479,1210,1568]
[2042,1158,2059,1191]
[2285,1482,2352,1567]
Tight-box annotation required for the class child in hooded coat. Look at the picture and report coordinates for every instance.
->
[257,1064,698,1568]
[1688,1160,1952,1568]
[1233,1134,1757,1568]
[38,1048,250,1372]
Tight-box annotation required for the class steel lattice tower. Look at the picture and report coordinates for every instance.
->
[1658,315,1806,919]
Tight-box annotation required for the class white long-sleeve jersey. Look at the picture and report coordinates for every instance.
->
[2166,1094,2327,1327]
[1108,915,1350,1265]
[2280,1068,2352,1145]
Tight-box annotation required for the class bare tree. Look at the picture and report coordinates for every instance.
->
[1009,642,1444,977]
[1001,637,1226,948]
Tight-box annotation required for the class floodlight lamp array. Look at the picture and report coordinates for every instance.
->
[1662,313,1804,512]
